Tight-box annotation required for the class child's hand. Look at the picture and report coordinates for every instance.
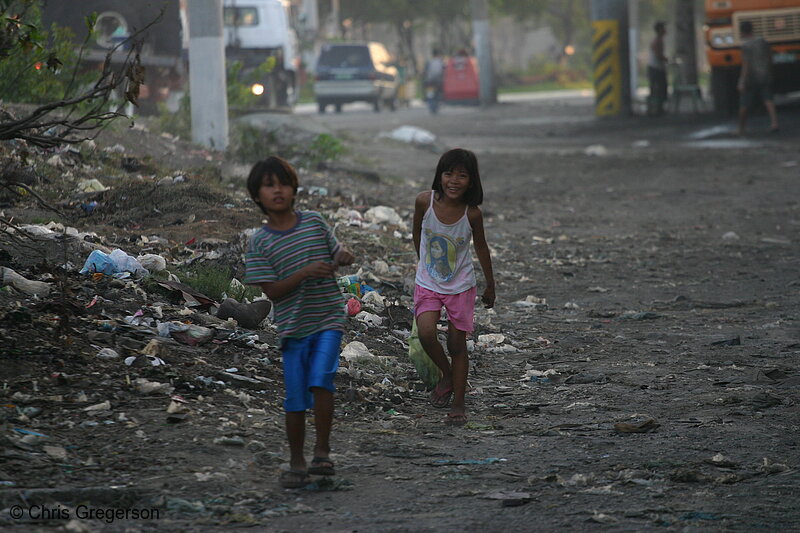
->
[334,249,355,267]
[482,285,495,308]
[302,261,336,280]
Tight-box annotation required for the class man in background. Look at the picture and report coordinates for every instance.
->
[737,20,779,135]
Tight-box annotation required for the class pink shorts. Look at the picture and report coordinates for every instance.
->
[413,285,477,333]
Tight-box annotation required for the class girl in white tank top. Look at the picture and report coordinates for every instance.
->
[411,148,495,426]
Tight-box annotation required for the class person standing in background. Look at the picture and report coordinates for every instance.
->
[737,20,779,136]
[648,21,668,116]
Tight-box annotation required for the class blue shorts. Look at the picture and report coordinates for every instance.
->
[281,330,342,412]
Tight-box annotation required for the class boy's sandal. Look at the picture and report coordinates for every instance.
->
[308,457,335,476]
[279,469,311,489]
[429,383,453,408]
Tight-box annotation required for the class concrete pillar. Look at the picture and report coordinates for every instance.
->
[628,0,639,105]
[591,0,631,116]
[674,0,698,85]
[471,0,497,106]
[188,0,228,150]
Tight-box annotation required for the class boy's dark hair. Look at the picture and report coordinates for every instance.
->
[432,148,483,206]
[654,21,665,33]
[740,20,753,35]
[246,156,299,214]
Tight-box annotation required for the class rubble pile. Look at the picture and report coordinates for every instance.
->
[0,128,511,515]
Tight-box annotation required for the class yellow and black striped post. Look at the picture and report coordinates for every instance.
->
[591,0,630,117]
[592,20,622,116]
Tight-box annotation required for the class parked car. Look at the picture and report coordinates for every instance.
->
[314,42,398,113]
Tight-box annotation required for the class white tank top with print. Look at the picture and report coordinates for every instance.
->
[415,192,476,295]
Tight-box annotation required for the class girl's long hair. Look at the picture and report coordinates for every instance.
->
[431,148,483,206]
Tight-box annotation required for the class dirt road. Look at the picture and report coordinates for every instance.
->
[267,97,800,531]
[2,93,799,532]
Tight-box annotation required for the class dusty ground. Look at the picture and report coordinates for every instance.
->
[1,93,799,532]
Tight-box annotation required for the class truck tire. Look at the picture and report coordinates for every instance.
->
[711,67,739,115]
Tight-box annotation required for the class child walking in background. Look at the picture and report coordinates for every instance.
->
[412,148,495,426]
[243,156,354,488]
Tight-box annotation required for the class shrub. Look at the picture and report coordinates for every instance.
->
[0,1,95,104]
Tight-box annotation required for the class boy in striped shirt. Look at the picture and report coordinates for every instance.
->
[244,156,354,488]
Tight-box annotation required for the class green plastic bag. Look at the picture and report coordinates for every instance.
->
[408,318,442,388]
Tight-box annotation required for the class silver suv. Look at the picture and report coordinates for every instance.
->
[314,42,398,113]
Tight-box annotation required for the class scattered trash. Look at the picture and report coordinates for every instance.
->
[383,125,437,145]
[620,311,659,320]
[125,354,167,367]
[482,490,533,507]
[216,298,271,329]
[341,341,375,362]
[584,144,608,156]
[407,319,442,388]
[588,512,618,524]
[134,378,174,395]
[705,453,737,468]
[587,286,609,293]
[307,185,329,196]
[478,333,505,345]
[79,249,149,277]
[364,206,405,227]
[214,436,246,447]
[155,280,218,309]
[613,417,659,434]
[722,231,740,241]
[96,348,120,360]
[760,457,789,474]
[80,200,98,214]
[77,178,109,193]
[513,295,547,309]
[157,322,215,346]
[1,267,51,297]
[83,400,111,412]
[355,311,383,328]
[43,445,68,460]
[136,253,167,272]
[432,458,506,466]
[361,291,386,313]
[346,297,362,316]
[710,336,741,346]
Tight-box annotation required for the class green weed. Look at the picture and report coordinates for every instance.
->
[172,264,260,303]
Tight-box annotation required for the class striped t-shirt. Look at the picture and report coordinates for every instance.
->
[244,211,345,340]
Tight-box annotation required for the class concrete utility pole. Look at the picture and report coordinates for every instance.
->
[328,0,340,39]
[590,0,631,116]
[628,0,639,106]
[674,0,699,85]
[471,0,496,106]
[300,0,320,71]
[188,0,229,150]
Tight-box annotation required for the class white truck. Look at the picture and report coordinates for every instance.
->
[223,0,298,110]
[42,0,298,113]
